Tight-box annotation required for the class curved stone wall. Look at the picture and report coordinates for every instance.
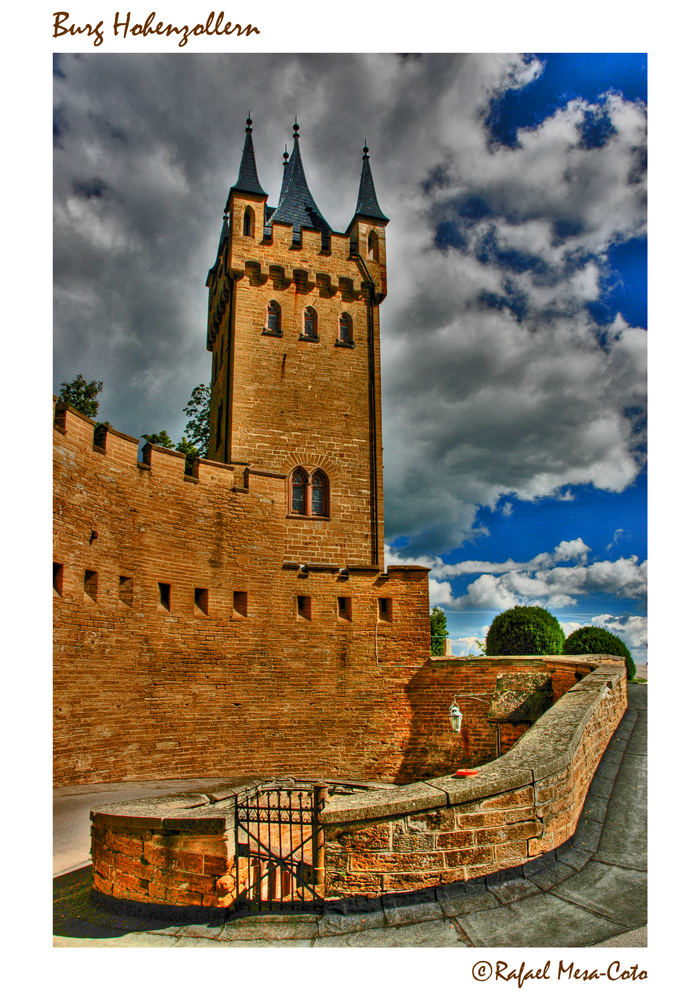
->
[90,658,626,908]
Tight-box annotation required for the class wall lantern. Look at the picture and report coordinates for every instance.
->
[449,698,463,733]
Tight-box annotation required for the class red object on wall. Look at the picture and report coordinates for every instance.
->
[454,768,479,778]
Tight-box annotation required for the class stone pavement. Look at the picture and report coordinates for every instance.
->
[53,685,647,948]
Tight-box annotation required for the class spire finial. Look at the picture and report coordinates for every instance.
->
[283,144,289,167]
[293,119,300,138]
[245,111,253,132]
[363,140,369,159]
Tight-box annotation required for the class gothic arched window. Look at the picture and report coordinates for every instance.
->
[266,301,281,333]
[338,312,353,344]
[289,467,329,517]
[311,471,328,516]
[291,468,308,514]
[302,306,318,341]
[243,207,254,238]
[368,230,379,260]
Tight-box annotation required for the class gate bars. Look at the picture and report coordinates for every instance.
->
[232,781,328,912]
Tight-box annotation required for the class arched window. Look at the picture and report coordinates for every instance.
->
[338,312,353,344]
[266,301,281,333]
[243,207,254,238]
[302,306,318,341]
[289,467,329,517]
[291,468,308,514]
[368,230,379,260]
[311,471,328,516]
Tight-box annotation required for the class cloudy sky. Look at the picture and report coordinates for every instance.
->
[53,52,647,663]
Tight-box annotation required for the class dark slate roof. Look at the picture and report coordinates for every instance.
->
[268,124,331,239]
[232,117,267,197]
[351,145,389,224]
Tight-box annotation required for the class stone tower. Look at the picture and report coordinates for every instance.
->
[206,118,390,567]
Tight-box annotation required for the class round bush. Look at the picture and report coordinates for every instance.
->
[485,606,565,656]
[562,626,636,680]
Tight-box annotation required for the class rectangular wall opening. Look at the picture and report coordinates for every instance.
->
[233,591,248,617]
[158,582,171,611]
[119,575,133,606]
[84,569,97,601]
[194,587,209,615]
[53,562,64,596]
[378,597,393,622]
[337,596,352,621]
[297,595,312,621]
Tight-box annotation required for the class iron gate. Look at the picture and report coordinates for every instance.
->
[232,782,328,912]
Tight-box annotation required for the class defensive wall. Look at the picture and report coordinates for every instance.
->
[89,659,627,907]
[54,400,603,788]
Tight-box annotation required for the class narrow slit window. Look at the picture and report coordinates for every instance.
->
[194,587,209,615]
[297,595,312,620]
[302,306,318,340]
[243,206,254,238]
[119,575,133,606]
[368,230,379,260]
[266,301,281,333]
[233,591,248,617]
[338,312,353,344]
[53,562,64,596]
[158,582,171,610]
[84,570,97,601]
[338,596,352,621]
[378,597,393,622]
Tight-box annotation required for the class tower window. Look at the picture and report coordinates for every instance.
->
[289,467,329,517]
[216,403,223,448]
[265,301,281,334]
[233,591,248,617]
[301,306,318,341]
[158,582,171,611]
[194,587,209,615]
[243,206,254,238]
[368,230,379,260]
[53,562,64,596]
[338,312,353,345]
[338,596,352,621]
[291,468,308,514]
[311,471,328,516]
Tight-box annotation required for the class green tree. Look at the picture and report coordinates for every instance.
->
[58,374,103,418]
[183,383,210,458]
[562,626,636,680]
[142,430,175,449]
[485,606,565,656]
[430,607,449,656]
[141,431,200,476]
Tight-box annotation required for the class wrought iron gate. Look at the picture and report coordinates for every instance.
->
[232,781,327,912]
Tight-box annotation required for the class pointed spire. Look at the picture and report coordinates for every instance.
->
[232,115,267,197]
[268,121,331,239]
[351,143,389,224]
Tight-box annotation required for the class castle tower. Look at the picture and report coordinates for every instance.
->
[206,119,389,567]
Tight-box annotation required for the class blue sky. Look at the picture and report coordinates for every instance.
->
[53,52,647,663]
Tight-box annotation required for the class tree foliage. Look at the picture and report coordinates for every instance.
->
[485,605,565,656]
[142,430,175,449]
[183,383,210,458]
[562,626,636,680]
[59,374,103,418]
[430,606,449,656]
[142,431,199,476]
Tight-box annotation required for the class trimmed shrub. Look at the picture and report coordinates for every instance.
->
[562,626,636,680]
[485,606,565,656]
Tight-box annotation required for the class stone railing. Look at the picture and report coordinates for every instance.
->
[321,659,627,896]
[90,658,626,908]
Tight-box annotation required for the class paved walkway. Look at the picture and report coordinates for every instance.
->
[53,685,647,947]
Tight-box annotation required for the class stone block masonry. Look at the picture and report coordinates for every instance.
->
[88,660,626,909]
[321,661,627,896]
